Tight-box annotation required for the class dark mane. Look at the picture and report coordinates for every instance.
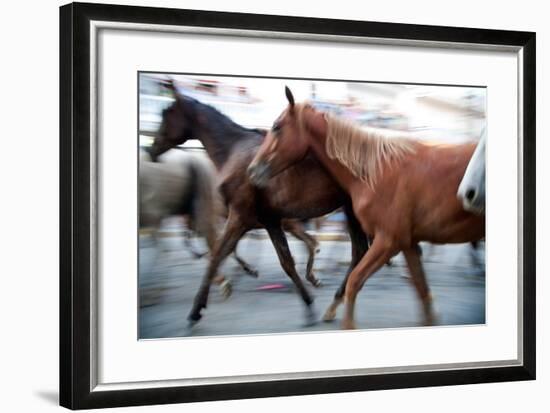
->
[177,93,264,167]
[181,94,264,137]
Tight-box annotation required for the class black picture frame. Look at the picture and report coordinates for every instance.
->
[60,2,536,409]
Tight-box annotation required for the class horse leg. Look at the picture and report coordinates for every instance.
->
[323,245,359,322]
[146,222,164,273]
[191,213,231,297]
[266,224,317,326]
[323,203,369,321]
[284,220,322,287]
[182,229,208,259]
[402,246,435,325]
[232,244,259,278]
[188,213,248,325]
[342,236,396,330]
[469,241,482,269]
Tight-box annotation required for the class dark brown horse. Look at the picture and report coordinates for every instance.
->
[248,87,485,329]
[150,83,370,328]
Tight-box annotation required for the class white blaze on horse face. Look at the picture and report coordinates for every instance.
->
[458,130,486,214]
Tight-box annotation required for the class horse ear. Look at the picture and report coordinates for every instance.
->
[166,78,176,91]
[162,78,178,99]
[285,86,295,107]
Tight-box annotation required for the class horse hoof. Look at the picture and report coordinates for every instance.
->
[187,312,202,324]
[322,309,336,322]
[183,318,200,336]
[221,280,233,300]
[423,311,438,326]
[242,265,259,278]
[183,324,195,336]
[307,275,323,288]
[303,307,319,327]
[341,320,357,330]
[422,295,436,325]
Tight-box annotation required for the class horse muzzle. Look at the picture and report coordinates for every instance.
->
[247,161,271,187]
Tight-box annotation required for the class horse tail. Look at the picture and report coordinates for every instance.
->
[187,155,221,252]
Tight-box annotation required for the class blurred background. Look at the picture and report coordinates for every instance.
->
[139,74,486,146]
[139,73,486,339]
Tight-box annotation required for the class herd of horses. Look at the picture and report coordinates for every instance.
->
[140,81,486,331]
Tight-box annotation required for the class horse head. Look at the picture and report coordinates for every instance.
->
[457,130,486,215]
[149,79,198,161]
[248,86,313,187]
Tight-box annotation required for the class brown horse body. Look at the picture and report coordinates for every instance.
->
[343,142,484,245]
[150,86,370,328]
[248,89,485,329]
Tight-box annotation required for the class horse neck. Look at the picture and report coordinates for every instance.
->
[190,105,259,169]
[303,111,358,194]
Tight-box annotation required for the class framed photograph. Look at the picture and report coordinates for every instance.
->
[60,2,536,409]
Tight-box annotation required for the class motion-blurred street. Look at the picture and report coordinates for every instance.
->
[139,228,485,339]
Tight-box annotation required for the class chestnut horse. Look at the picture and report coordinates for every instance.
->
[149,82,370,328]
[248,87,485,329]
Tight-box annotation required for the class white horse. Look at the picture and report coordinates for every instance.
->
[140,149,221,252]
[139,149,257,298]
[457,129,486,215]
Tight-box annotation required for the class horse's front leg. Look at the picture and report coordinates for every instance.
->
[342,236,396,330]
[265,224,317,326]
[188,212,248,326]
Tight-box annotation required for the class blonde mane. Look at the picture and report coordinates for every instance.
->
[322,112,416,188]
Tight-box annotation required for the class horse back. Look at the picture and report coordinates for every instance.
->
[363,142,484,245]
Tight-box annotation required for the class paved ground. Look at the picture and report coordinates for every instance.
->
[139,232,485,339]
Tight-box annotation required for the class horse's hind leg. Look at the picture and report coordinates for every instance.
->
[324,203,369,322]
[232,245,259,278]
[188,212,248,325]
[266,224,317,326]
[284,220,322,287]
[145,224,164,273]
[402,246,435,325]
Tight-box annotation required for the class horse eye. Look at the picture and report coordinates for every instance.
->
[272,123,281,133]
